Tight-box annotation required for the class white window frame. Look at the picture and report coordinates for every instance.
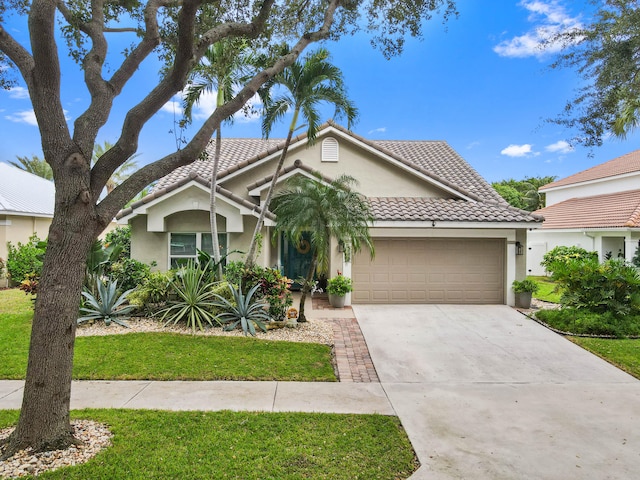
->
[169,232,228,269]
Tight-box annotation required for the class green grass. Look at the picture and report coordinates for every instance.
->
[0,289,336,382]
[570,337,640,380]
[0,409,418,479]
[527,276,561,303]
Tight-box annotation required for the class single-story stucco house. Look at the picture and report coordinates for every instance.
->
[527,149,640,276]
[0,162,55,286]
[118,122,542,306]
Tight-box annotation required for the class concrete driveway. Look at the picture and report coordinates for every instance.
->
[353,304,640,480]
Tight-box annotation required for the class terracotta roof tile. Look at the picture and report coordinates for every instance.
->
[369,197,542,223]
[534,189,640,229]
[541,149,640,190]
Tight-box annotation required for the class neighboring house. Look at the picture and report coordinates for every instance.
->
[0,162,55,286]
[118,122,542,305]
[528,149,640,276]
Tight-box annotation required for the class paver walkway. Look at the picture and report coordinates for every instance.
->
[311,296,379,382]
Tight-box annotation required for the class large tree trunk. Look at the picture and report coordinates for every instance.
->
[2,183,98,458]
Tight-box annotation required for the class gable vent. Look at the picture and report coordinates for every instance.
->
[322,137,339,162]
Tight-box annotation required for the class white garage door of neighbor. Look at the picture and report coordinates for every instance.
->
[352,238,505,304]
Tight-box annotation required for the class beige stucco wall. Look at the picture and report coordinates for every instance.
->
[130,216,168,270]
[129,209,270,271]
[0,215,52,262]
[221,135,450,204]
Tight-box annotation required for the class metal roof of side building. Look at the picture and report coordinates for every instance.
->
[0,162,55,217]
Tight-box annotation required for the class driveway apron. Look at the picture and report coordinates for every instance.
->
[353,304,640,480]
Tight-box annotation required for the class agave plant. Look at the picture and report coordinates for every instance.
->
[156,264,219,333]
[212,283,271,336]
[79,278,135,327]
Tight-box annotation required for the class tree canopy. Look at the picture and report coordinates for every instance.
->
[492,176,556,211]
[550,0,640,146]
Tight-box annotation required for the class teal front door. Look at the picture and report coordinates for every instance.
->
[281,233,313,290]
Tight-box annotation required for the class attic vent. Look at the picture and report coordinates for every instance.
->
[322,137,339,162]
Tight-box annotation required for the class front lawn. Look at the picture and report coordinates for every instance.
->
[569,337,640,380]
[0,409,418,479]
[0,289,335,382]
[527,276,561,303]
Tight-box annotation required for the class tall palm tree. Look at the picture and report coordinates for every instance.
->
[92,141,139,194]
[272,173,374,322]
[245,48,358,267]
[9,155,53,180]
[183,40,255,279]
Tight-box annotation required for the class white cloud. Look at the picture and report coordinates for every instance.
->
[161,100,184,116]
[367,127,386,135]
[162,89,262,123]
[467,141,481,150]
[501,143,538,157]
[5,109,38,126]
[493,1,582,59]
[545,140,573,153]
[8,86,29,99]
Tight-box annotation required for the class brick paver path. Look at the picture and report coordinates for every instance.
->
[312,296,379,383]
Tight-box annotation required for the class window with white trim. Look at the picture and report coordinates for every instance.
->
[321,137,339,162]
[169,233,227,268]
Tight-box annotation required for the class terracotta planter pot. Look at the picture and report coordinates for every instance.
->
[328,293,346,308]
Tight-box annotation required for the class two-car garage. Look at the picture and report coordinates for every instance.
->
[351,238,505,304]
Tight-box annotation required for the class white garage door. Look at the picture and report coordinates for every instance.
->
[352,238,505,304]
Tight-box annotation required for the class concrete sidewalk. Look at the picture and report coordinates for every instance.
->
[0,379,394,414]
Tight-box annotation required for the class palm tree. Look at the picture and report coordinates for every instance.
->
[92,141,139,194]
[9,155,53,180]
[245,48,358,267]
[272,173,374,322]
[183,40,255,279]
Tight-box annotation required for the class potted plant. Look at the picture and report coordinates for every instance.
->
[512,279,539,309]
[326,274,353,308]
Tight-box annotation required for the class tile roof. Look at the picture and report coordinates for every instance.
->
[541,149,640,190]
[369,197,542,223]
[154,138,283,191]
[120,123,537,225]
[534,189,640,229]
[116,171,275,221]
[153,122,505,203]
[0,163,55,216]
[246,159,333,192]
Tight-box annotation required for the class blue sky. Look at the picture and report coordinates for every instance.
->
[2,0,639,184]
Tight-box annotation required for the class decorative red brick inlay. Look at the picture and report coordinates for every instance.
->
[327,318,379,383]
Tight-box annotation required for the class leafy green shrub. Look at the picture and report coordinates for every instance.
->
[548,257,640,316]
[224,261,292,321]
[6,234,46,283]
[128,270,174,315]
[541,245,598,272]
[104,225,131,259]
[326,274,353,296]
[512,279,539,294]
[157,265,220,332]
[79,279,135,327]
[212,283,270,336]
[536,308,640,338]
[109,258,151,291]
[210,281,235,315]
